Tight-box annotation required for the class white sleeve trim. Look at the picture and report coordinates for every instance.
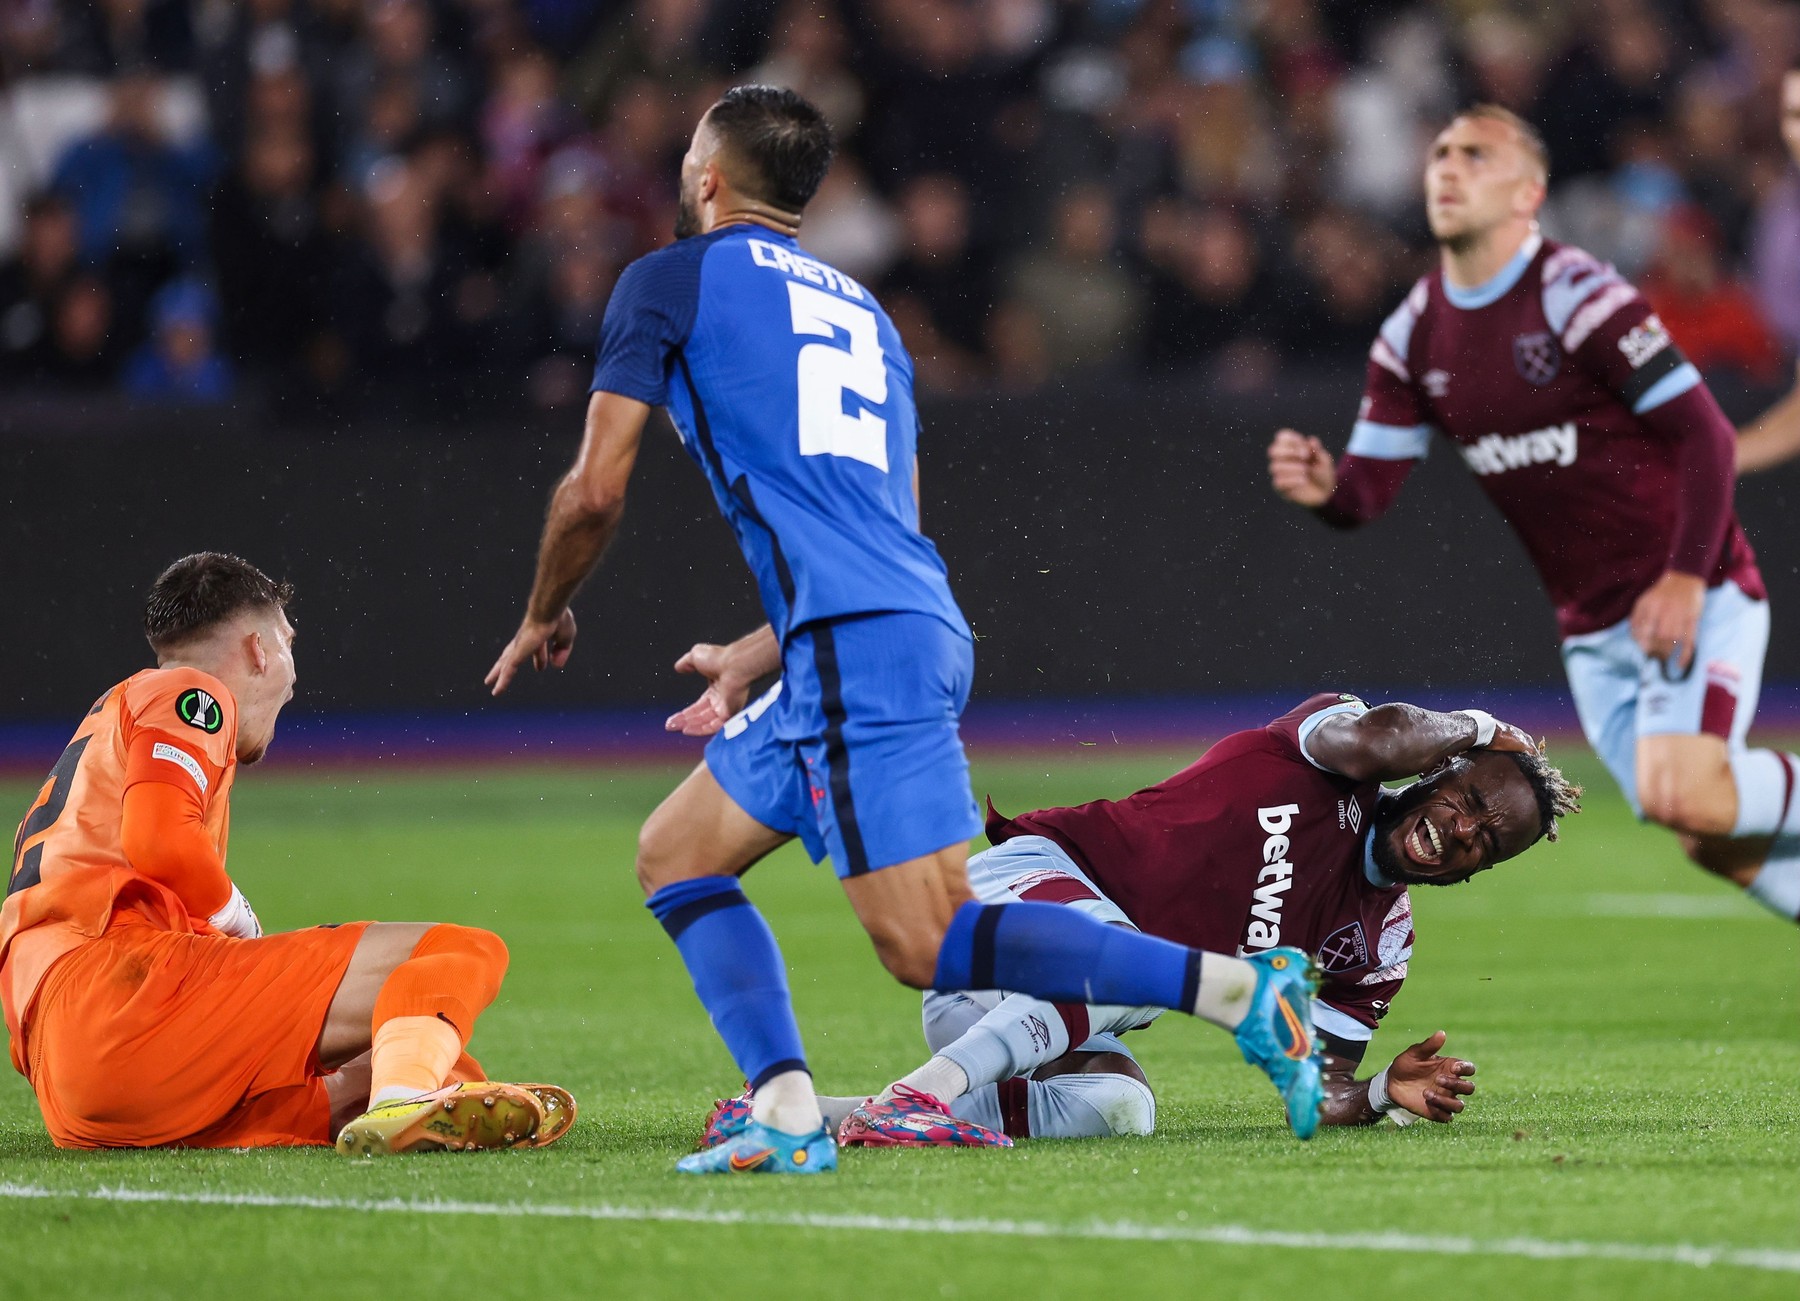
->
[1369,336,1409,382]
[1313,1000,1373,1042]
[1296,700,1369,772]
[1632,362,1702,414]
[151,741,208,793]
[1561,281,1639,352]
[1346,420,1432,461]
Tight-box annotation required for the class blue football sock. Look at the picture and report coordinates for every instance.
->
[647,877,808,1090]
[933,901,1202,1013]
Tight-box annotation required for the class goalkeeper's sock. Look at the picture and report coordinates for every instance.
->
[932,901,1249,1028]
[366,924,510,1104]
[369,1016,461,1106]
[647,877,820,1135]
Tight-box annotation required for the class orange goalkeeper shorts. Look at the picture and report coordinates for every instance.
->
[19,914,371,1149]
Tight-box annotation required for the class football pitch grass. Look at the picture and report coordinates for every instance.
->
[1,745,1795,1299]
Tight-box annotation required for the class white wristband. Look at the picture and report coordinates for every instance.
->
[1367,1066,1400,1114]
[209,883,263,939]
[1455,709,1497,748]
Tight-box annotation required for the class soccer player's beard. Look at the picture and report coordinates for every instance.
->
[1434,222,1482,258]
[674,190,701,240]
[1369,778,1467,888]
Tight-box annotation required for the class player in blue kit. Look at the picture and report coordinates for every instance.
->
[485,86,1327,1175]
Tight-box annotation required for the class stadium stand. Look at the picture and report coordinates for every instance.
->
[0,0,1794,417]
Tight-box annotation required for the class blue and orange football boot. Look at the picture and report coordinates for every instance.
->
[696,1087,753,1150]
[1234,946,1326,1140]
[838,1085,1013,1148]
[675,1118,837,1175]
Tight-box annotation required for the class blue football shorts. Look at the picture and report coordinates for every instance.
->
[705,610,982,878]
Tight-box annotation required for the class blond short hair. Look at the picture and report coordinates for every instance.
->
[1450,104,1550,185]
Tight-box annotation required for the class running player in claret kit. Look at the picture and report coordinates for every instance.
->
[487,86,1328,1176]
[1268,105,1800,926]
[692,695,1578,1146]
[3,554,574,1154]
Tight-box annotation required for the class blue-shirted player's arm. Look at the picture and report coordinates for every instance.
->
[486,391,652,695]
[664,624,780,736]
[488,247,703,697]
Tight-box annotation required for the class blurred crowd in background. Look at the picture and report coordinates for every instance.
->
[1,0,1797,416]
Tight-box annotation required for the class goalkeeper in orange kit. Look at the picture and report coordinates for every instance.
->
[2,552,573,1154]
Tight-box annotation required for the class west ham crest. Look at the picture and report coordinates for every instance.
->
[1317,921,1370,974]
[1513,331,1562,386]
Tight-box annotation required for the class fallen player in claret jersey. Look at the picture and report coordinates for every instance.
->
[695,694,1580,1147]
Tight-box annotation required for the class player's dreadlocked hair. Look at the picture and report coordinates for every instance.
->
[705,85,835,214]
[1503,749,1582,843]
[144,553,294,653]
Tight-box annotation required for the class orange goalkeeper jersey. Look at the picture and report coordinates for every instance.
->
[2,668,239,1058]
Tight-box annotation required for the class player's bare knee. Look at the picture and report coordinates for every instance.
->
[635,814,690,894]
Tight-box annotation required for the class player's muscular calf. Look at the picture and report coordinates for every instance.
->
[841,847,976,988]
[325,1051,374,1131]
[1636,733,1739,840]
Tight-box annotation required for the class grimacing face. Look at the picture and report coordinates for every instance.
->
[1424,115,1543,250]
[1370,752,1542,887]
[238,611,297,765]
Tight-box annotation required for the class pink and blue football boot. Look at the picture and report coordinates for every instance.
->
[838,1084,1013,1148]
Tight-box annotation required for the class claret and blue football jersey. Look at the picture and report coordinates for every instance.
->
[590,225,967,644]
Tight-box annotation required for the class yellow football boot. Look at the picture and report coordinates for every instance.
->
[335,1081,547,1156]
[513,1083,578,1148]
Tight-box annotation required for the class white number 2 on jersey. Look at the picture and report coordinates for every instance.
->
[786,281,889,472]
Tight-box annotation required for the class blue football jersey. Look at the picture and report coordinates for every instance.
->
[590,225,967,643]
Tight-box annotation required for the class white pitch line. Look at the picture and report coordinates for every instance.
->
[1579,893,1765,919]
[2,1183,1796,1274]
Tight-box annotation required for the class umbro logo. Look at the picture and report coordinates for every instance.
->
[1423,369,1450,398]
[1338,798,1362,834]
